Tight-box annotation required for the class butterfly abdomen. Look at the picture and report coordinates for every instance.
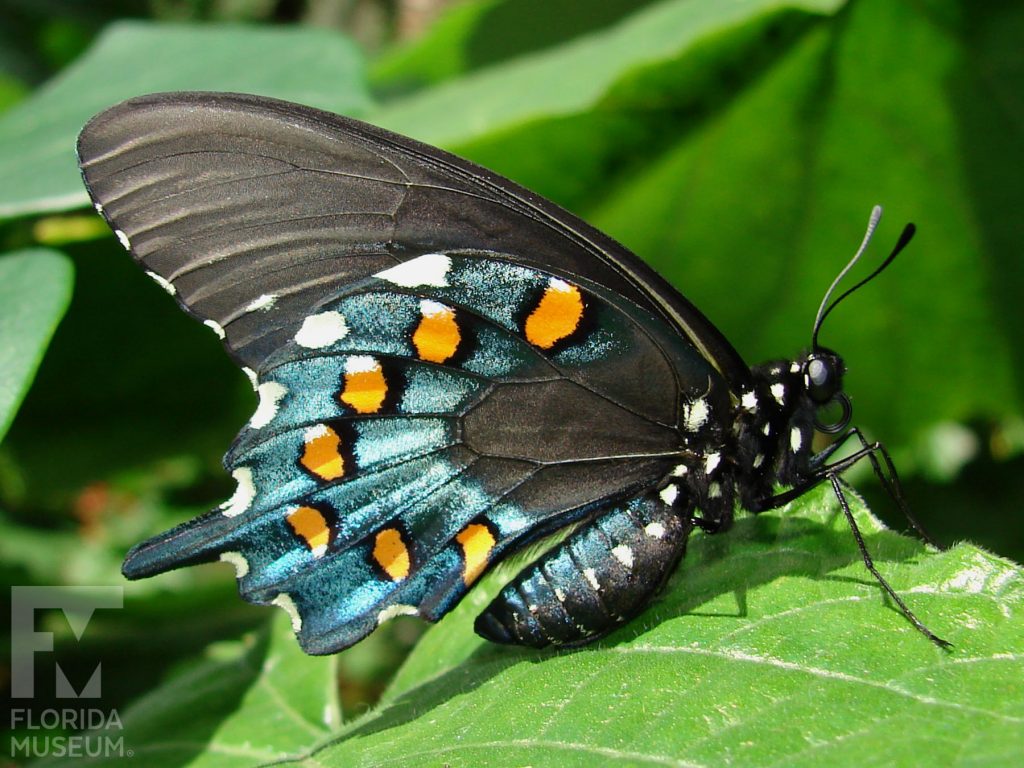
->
[475,493,693,647]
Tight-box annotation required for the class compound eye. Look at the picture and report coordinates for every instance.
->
[806,355,839,404]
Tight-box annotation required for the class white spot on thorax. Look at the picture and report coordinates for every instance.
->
[204,319,226,339]
[245,293,277,313]
[219,551,250,579]
[770,383,786,405]
[660,484,679,505]
[583,567,600,591]
[375,253,451,287]
[612,545,634,569]
[645,521,666,539]
[272,593,302,632]
[250,381,287,428]
[741,391,758,411]
[145,271,176,295]
[790,426,803,452]
[705,452,721,474]
[115,229,131,250]
[295,311,348,348]
[377,603,419,624]
[684,397,709,431]
[220,467,255,518]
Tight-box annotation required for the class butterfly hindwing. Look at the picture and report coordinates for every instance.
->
[122,253,728,653]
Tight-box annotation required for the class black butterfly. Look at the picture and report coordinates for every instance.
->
[77,92,947,653]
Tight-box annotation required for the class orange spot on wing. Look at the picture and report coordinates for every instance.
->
[299,425,345,481]
[373,528,410,581]
[456,522,497,585]
[413,301,460,363]
[286,506,331,556]
[340,360,388,413]
[525,278,584,349]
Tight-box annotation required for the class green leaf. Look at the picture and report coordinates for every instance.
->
[370,0,844,146]
[311,488,1024,767]
[0,249,73,445]
[0,21,372,220]
[29,612,340,768]
[27,490,1023,767]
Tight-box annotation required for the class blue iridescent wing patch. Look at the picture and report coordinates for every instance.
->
[120,252,722,653]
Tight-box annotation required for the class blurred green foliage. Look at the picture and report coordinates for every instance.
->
[1,1,1022,766]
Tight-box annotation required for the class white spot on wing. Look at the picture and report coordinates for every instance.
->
[242,367,259,391]
[683,398,709,431]
[219,551,250,579]
[419,299,450,317]
[345,354,379,374]
[145,271,176,295]
[741,391,758,411]
[115,229,131,250]
[204,319,226,339]
[250,381,287,428]
[245,293,277,313]
[770,383,786,405]
[790,426,803,452]
[220,467,255,518]
[303,423,331,442]
[583,568,600,591]
[645,522,666,539]
[660,484,678,505]
[375,253,451,287]
[93,202,104,214]
[272,593,302,632]
[295,311,348,348]
[549,277,572,293]
[377,604,419,624]
[612,545,634,570]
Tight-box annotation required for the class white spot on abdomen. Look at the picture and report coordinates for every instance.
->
[645,522,666,539]
[612,545,634,569]
[250,381,287,428]
[295,311,348,348]
[220,467,255,518]
[375,253,451,287]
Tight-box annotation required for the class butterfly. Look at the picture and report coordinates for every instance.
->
[77,92,947,654]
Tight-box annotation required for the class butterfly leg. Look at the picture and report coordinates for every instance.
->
[474,493,694,648]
